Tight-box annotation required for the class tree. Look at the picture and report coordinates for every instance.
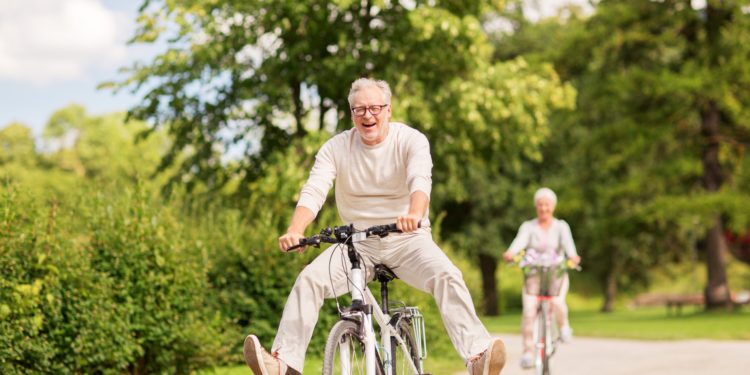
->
[0,123,37,167]
[42,104,168,184]
[107,0,509,197]
[538,0,750,310]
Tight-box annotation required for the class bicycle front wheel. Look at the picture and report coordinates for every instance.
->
[534,305,552,375]
[323,320,384,375]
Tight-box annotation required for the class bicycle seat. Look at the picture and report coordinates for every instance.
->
[374,264,398,283]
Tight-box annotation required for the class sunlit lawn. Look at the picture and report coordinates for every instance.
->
[481,306,750,340]
[203,355,467,374]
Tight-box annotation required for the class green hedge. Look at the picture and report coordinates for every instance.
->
[0,185,229,374]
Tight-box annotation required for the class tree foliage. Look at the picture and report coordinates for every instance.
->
[493,0,750,310]
[108,0,509,196]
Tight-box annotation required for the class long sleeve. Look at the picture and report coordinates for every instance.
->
[296,140,336,217]
[405,132,432,199]
[558,220,579,258]
[507,222,532,255]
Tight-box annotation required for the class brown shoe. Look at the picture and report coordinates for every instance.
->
[468,338,506,375]
[243,335,301,375]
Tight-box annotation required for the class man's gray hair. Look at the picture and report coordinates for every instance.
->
[534,187,557,206]
[348,77,392,107]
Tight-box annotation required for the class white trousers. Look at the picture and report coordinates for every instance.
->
[271,228,492,372]
[521,273,570,353]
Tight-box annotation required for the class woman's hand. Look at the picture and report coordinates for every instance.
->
[502,251,515,263]
[569,255,581,266]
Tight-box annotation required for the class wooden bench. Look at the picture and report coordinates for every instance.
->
[630,293,704,315]
[664,294,704,315]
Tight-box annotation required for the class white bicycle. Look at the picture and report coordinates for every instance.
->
[288,223,429,375]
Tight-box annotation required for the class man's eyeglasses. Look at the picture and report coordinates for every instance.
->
[351,104,389,117]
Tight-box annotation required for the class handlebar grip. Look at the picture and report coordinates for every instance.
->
[369,221,421,236]
[285,236,318,252]
[389,221,422,231]
[286,245,301,252]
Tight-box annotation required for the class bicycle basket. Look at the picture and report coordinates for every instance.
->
[523,267,565,296]
[392,306,427,360]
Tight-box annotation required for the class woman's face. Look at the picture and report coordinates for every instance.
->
[535,196,555,221]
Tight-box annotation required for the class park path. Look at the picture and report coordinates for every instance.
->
[453,333,749,375]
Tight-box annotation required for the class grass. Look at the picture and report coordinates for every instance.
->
[481,306,750,341]
[202,355,468,374]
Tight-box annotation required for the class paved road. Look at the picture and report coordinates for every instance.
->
[456,333,749,375]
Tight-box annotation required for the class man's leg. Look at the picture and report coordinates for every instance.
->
[381,230,505,374]
[245,245,354,374]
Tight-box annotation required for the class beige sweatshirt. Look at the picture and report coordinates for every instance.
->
[297,122,432,229]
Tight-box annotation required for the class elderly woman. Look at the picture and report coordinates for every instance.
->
[502,187,581,369]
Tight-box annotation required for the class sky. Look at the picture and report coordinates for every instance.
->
[0,0,161,136]
[0,0,593,137]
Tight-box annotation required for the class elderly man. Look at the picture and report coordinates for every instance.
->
[244,77,506,375]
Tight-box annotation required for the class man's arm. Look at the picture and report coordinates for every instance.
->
[279,139,337,252]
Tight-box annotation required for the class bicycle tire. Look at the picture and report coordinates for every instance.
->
[323,320,385,375]
[534,304,552,375]
[390,320,421,375]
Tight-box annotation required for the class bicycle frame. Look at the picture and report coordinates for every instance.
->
[527,264,562,375]
[339,237,424,375]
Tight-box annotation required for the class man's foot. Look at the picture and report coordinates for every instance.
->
[243,335,300,375]
[467,338,506,375]
[560,325,573,343]
[519,351,534,369]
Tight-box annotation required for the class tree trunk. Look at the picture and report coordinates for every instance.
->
[291,80,307,137]
[601,268,617,313]
[478,253,499,316]
[700,100,732,310]
[601,247,618,313]
[704,216,732,309]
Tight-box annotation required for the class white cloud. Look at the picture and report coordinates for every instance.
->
[0,0,128,85]
[523,0,595,22]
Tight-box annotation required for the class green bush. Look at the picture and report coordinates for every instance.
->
[83,186,230,373]
[0,184,231,374]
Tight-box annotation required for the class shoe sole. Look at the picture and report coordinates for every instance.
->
[483,338,507,375]
[243,335,269,375]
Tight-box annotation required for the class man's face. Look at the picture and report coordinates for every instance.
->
[350,85,391,145]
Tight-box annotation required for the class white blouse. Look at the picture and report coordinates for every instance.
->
[507,218,579,264]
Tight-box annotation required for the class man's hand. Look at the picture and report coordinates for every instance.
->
[279,231,306,253]
[396,214,421,233]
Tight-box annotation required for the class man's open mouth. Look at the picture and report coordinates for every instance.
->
[363,123,376,128]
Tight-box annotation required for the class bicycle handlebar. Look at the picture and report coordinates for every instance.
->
[285,222,419,252]
[506,252,582,272]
